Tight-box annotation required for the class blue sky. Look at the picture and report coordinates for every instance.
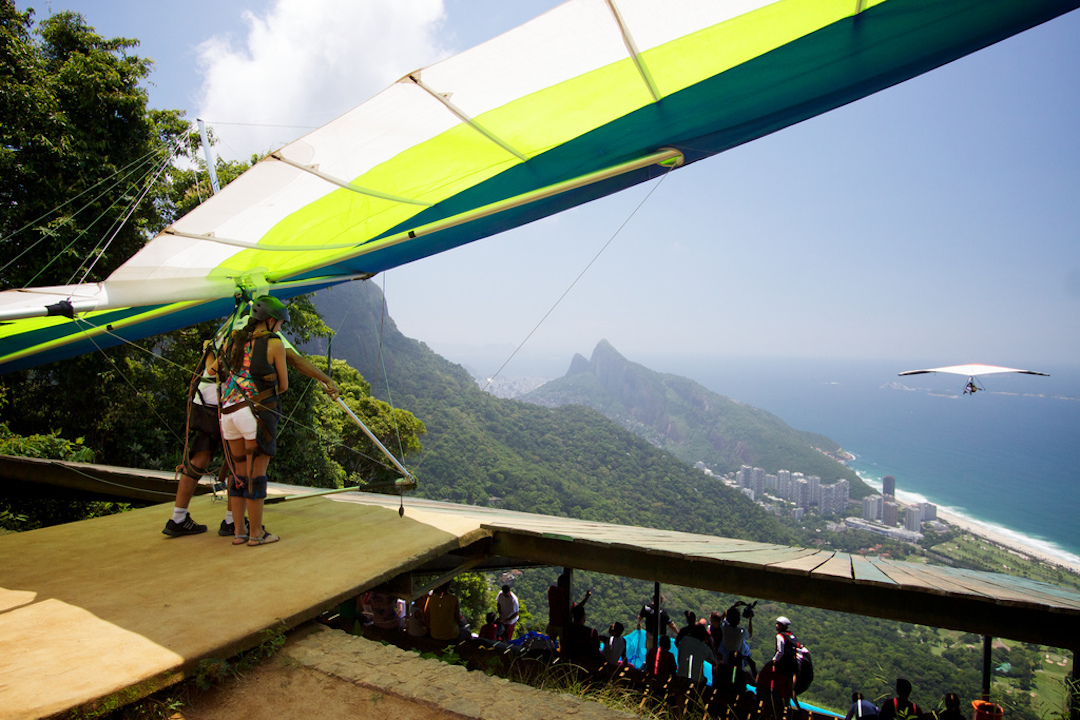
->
[17,0,1080,377]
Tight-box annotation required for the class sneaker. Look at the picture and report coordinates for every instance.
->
[218,518,249,537]
[163,514,208,537]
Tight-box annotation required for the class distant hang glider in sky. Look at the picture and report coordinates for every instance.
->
[898,364,1050,395]
[2,0,1080,374]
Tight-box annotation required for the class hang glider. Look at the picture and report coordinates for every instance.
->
[898,364,1050,395]
[3,0,1079,374]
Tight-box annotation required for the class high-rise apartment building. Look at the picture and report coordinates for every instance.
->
[794,478,810,509]
[904,506,924,533]
[882,475,896,498]
[883,500,899,527]
[820,484,836,517]
[751,467,766,496]
[862,494,883,521]
[777,470,791,500]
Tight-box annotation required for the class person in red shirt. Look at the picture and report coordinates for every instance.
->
[478,612,499,642]
[880,678,921,720]
[645,636,677,680]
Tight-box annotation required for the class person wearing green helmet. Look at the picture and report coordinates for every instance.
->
[218,295,290,546]
[162,296,341,539]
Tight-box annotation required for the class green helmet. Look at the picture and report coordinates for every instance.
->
[251,295,289,323]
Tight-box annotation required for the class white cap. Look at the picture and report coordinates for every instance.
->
[776,616,791,628]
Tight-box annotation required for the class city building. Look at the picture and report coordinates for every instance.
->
[862,494,883,521]
[751,467,766,496]
[777,470,791,499]
[882,475,896,498]
[904,505,924,533]
[821,483,836,517]
[883,500,899,527]
[794,478,810,509]
[846,517,923,542]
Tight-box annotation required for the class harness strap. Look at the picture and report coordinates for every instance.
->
[220,386,277,414]
[182,459,209,479]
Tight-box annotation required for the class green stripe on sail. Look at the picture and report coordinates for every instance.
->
[221,0,872,277]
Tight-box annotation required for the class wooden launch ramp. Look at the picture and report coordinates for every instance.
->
[3,483,1080,719]
[0,489,489,719]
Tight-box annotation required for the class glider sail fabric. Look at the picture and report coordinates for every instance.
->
[898,364,1050,377]
[2,0,1078,373]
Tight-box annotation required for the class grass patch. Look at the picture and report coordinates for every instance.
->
[930,535,1080,590]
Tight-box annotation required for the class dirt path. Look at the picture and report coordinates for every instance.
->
[174,625,634,720]
[179,657,458,720]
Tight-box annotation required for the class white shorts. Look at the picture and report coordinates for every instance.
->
[220,403,258,441]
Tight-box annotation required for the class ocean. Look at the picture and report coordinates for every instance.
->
[637,355,1080,566]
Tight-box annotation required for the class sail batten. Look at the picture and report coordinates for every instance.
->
[2,0,1077,373]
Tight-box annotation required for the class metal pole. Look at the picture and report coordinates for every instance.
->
[196,119,221,195]
[563,567,573,651]
[265,478,414,504]
[982,635,993,701]
[1070,649,1078,720]
[653,581,662,647]
[335,397,415,483]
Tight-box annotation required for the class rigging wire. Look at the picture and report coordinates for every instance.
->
[44,460,180,500]
[72,141,181,287]
[321,290,415,480]
[0,143,171,252]
[198,120,321,129]
[69,313,400,475]
[376,274,408,463]
[410,164,675,473]
[2,145,175,286]
[480,167,674,396]
[72,317,187,447]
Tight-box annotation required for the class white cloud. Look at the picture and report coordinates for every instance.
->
[195,0,448,160]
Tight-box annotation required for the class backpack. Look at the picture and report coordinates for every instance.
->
[794,643,814,694]
[777,631,799,672]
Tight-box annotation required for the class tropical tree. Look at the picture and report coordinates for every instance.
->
[0,6,424,519]
[0,6,188,290]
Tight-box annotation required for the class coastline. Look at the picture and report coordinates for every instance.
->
[850,466,1080,576]
[937,508,1080,575]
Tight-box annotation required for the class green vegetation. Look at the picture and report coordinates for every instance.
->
[931,535,1080,590]
[0,9,422,499]
[522,340,871,497]
[1,11,1076,720]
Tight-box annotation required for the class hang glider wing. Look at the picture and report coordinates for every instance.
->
[898,364,1050,377]
[3,0,1079,373]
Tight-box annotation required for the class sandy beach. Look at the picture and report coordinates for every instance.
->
[937,508,1080,575]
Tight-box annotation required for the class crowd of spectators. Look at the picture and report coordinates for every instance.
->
[347,578,972,720]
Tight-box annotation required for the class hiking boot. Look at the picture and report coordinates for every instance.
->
[163,514,208,537]
[218,518,248,537]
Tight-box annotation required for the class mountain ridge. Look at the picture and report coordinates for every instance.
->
[523,339,869,495]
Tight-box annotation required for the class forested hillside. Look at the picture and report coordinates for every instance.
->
[307,281,1054,720]
[306,281,794,544]
[523,340,870,496]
